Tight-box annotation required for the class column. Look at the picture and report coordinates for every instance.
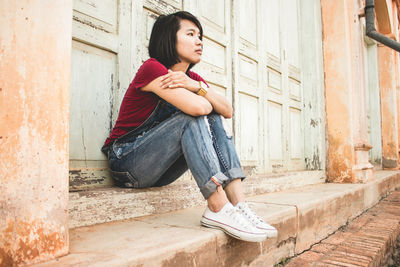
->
[378,45,399,168]
[321,0,374,182]
[0,1,72,265]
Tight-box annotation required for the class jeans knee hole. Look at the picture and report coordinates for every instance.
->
[203,116,212,136]
[220,116,232,138]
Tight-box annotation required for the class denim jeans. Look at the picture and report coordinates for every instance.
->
[104,100,246,199]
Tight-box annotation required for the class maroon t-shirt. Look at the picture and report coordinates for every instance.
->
[103,58,207,147]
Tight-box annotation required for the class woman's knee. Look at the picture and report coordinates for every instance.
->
[206,114,232,138]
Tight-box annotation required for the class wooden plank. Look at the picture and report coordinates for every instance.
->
[70,40,116,161]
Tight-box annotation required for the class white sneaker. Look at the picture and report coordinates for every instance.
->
[201,202,267,242]
[236,202,278,238]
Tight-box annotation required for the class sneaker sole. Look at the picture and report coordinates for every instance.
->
[201,216,267,243]
[256,227,278,238]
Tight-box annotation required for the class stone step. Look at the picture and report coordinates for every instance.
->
[34,170,400,267]
[285,188,400,266]
[69,170,325,228]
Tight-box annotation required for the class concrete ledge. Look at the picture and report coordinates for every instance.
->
[286,188,400,266]
[35,170,400,266]
[69,170,325,228]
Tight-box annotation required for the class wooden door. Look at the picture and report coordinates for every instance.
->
[69,0,309,191]
[263,0,305,173]
[69,0,132,190]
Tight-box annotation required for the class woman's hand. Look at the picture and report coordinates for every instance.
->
[159,70,200,92]
[141,75,212,117]
[157,70,233,118]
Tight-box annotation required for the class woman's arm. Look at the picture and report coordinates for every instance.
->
[203,89,233,118]
[141,76,213,117]
[160,70,233,118]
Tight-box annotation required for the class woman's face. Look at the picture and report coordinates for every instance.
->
[175,19,203,65]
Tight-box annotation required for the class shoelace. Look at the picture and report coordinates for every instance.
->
[238,203,264,225]
[225,206,253,229]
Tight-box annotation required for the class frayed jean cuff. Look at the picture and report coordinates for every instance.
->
[200,168,246,199]
[223,167,246,183]
[200,172,229,199]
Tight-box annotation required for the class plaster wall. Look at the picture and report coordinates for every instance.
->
[321,0,373,182]
[393,2,400,164]
[378,45,399,168]
[349,0,369,146]
[348,0,374,181]
[373,0,400,170]
[376,0,394,34]
[0,1,72,266]
[321,0,356,182]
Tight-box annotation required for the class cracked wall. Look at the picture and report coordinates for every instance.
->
[0,1,72,265]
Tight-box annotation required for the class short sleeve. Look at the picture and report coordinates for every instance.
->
[132,58,168,90]
[188,70,209,88]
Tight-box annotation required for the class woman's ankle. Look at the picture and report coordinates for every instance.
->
[207,186,229,212]
[224,178,245,206]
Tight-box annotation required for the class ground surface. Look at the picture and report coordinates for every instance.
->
[282,189,400,267]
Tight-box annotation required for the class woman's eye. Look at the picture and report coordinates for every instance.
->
[188,32,194,36]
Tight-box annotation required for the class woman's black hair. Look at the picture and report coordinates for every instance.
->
[148,11,203,72]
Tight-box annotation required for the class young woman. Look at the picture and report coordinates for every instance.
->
[102,11,277,242]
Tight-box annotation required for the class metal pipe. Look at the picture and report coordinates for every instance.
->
[365,0,400,52]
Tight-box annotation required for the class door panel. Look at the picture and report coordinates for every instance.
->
[289,108,302,159]
[264,0,304,172]
[138,8,159,63]
[239,0,257,47]
[234,0,261,171]
[69,0,131,190]
[199,0,225,36]
[70,41,116,160]
[73,0,118,32]
[268,101,283,161]
[266,0,281,63]
[239,94,259,163]
[284,0,300,69]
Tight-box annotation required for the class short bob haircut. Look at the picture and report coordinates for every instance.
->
[148,11,203,72]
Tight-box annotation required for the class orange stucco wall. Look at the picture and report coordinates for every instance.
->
[378,45,399,168]
[322,0,400,181]
[321,0,357,182]
[376,0,400,168]
[0,1,72,266]
[392,1,400,165]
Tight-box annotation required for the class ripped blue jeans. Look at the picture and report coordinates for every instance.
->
[105,100,246,199]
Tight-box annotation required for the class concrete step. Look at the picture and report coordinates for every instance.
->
[69,170,325,228]
[285,188,400,266]
[34,170,400,267]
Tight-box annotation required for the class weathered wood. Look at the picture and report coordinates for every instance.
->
[69,170,325,228]
[70,0,131,189]
[299,0,326,172]
[69,0,326,190]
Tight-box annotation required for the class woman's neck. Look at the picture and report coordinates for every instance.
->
[170,61,190,72]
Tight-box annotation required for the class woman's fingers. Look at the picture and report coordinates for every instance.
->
[161,77,171,84]
[168,83,184,89]
[161,78,185,88]
[160,70,175,82]
[160,75,173,88]
[160,73,172,82]
[162,80,183,89]
[160,70,188,89]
